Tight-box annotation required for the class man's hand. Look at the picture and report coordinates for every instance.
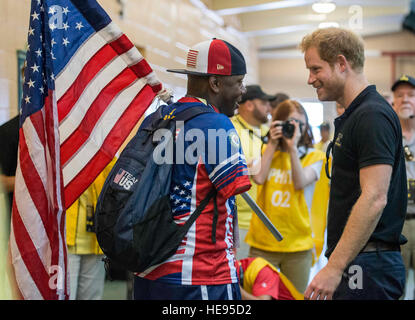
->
[0,174,15,192]
[304,264,343,300]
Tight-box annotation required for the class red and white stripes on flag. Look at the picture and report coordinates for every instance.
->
[186,49,199,68]
[11,93,68,300]
[59,22,163,208]
[10,0,168,300]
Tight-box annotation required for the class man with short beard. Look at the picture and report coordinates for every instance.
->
[300,27,407,300]
[392,75,415,299]
[231,85,275,260]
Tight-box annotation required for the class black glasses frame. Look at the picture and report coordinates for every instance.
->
[325,141,334,179]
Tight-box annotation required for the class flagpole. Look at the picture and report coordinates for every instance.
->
[241,192,283,242]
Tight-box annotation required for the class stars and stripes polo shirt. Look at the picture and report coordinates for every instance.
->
[138,97,251,285]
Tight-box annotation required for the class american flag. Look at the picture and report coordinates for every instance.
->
[10,0,167,299]
[186,49,198,68]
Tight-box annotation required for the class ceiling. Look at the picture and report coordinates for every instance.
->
[201,0,412,52]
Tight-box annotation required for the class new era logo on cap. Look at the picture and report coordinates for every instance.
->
[167,39,246,76]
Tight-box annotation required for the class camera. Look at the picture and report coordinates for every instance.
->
[275,121,295,138]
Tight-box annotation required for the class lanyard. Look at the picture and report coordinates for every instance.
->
[235,116,269,145]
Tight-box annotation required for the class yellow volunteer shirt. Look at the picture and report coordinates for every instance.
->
[246,148,327,253]
[231,115,269,230]
[66,158,116,255]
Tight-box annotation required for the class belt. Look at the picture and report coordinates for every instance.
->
[361,241,400,253]
[406,213,415,220]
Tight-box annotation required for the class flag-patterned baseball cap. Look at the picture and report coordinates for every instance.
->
[167,39,246,76]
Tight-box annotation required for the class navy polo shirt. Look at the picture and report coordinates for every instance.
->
[325,85,407,258]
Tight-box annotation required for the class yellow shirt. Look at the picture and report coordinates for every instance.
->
[245,148,328,253]
[66,159,116,255]
[231,115,269,230]
[242,257,303,300]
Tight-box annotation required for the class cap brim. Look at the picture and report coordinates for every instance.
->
[264,94,277,101]
[166,69,210,76]
[240,94,276,104]
[166,69,246,76]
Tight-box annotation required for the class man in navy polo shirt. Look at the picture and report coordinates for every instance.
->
[300,28,407,300]
[133,39,251,300]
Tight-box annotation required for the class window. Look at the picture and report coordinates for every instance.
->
[298,101,324,142]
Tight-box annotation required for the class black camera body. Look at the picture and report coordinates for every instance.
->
[275,121,295,138]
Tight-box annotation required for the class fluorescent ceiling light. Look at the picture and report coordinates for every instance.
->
[189,0,224,26]
[244,24,313,37]
[216,0,314,16]
[318,21,339,28]
[312,1,336,14]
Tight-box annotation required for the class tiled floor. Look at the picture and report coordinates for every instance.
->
[102,280,128,300]
[101,269,415,300]
[404,269,414,300]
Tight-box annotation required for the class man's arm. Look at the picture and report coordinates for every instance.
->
[0,174,15,193]
[240,286,272,300]
[305,163,392,300]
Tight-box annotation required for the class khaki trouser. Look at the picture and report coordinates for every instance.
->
[236,228,250,260]
[401,218,415,288]
[249,246,313,294]
[68,253,106,300]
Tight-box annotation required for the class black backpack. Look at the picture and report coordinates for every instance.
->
[95,102,218,273]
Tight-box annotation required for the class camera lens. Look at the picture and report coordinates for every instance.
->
[282,122,295,138]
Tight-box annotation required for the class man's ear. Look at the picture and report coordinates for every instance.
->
[336,54,348,73]
[244,100,254,112]
[208,75,220,94]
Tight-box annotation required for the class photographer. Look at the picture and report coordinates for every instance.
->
[245,99,328,293]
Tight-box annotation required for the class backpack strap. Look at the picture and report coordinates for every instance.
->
[176,104,219,243]
[174,104,216,122]
[182,188,218,243]
[211,191,218,244]
[154,103,218,243]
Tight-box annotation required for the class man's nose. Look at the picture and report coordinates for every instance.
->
[307,72,315,86]
[403,93,410,102]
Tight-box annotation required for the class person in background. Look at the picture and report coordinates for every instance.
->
[270,93,290,112]
[245,99,329,294]
[231,85,275,259]
[0,115,19,215]
[0,168,13,299]
[239,256,303,300]
[314,122,331,153]
[383,92,393,106]
[391,74,415,300]
[301,27,407,300]
[67,159,116,300]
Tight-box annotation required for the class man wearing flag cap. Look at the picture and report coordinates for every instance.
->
[133,39,252,300]
[391,74,415,299]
